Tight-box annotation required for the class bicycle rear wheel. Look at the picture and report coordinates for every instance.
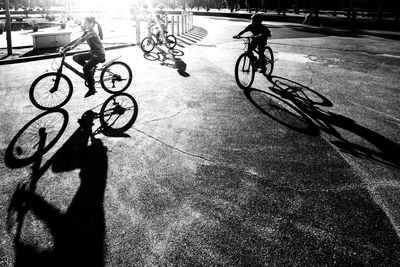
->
[141,37,156,53]
[29,72,73,110]
[235,53,255,89]
[99,93,138,133]
[100,62,132,94]
[263,46,274,77]
[165,35,177,50]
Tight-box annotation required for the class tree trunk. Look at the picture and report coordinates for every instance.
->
[347,0,352,19]
[294,0,299,14]
[5,0,12,56]
[277,0,281,14]
[377,0,384,20]
[313,0,319,18]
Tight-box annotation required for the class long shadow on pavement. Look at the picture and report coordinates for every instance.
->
[164,77,400,265]
[5,109,109,267]
[144,47,190,77]
[261,76,400,169]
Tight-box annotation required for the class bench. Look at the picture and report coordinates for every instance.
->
[32,31,71,50]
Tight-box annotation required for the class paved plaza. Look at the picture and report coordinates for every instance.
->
[0,16,400,266]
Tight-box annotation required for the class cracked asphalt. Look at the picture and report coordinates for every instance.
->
[1,17,400,266]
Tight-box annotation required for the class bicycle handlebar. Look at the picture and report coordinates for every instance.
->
[233,35,263,39]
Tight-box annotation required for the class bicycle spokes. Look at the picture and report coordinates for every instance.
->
[31,75,71,109]
[235,54,254,89]
[100,62,132,94]
[99,93,138,133]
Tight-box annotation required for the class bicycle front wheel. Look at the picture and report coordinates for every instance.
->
[29,72,73,110]
[141,37,156,53]
[165,35,177,50]
[5,109,68,168]
[235,54,255,89]
[264,46,274,77]
[100,62,132,94]
[99,93,138,134]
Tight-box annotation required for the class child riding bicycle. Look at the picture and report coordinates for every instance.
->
[148,14,168,44]
[233,13,271,73]
[62,16,105,98]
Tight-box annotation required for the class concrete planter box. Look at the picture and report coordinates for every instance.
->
[32,31,71,49]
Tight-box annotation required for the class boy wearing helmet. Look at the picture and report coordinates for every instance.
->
[234,13,271,72]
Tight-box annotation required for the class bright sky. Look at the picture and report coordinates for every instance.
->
[67,0,146,10]
[66,0,160,18]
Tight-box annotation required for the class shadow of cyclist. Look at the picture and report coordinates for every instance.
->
[143,47,190,77]
[7,110,108,267]
[245,75,400,168]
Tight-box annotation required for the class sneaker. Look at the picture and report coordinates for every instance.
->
[84,89,97,98]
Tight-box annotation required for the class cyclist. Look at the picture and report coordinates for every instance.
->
[63,16,105,98]
[233,13,271,73]
[148,14,167,44]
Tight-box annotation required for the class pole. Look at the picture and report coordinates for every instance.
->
[171,16,174,36]
[181,12,184,33]
[177,15,180,35]
[5,0,12,56]
[136,16,140,45]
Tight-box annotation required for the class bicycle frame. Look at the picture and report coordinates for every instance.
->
[57,53,86,80]
[241,38,262,57]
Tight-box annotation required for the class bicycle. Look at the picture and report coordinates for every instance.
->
[233,36,274,89]
[29,49,133,110]
[5,92,138,169]
[140,26,177,53]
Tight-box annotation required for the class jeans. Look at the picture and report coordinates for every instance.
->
[73,52,106,88]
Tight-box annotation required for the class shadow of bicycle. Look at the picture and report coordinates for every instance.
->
[5,94,138,266]
[143,47,190,77]
[245,75,400,168]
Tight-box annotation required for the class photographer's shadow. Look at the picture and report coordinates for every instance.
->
[6,110,109,267]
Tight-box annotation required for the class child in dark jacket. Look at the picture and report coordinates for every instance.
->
[234,13,271,72]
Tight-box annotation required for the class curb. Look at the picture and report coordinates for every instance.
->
[0,43,136,65]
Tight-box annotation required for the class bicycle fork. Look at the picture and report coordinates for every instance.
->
[50,56,66,93]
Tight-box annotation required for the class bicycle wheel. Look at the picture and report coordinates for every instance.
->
[100,62,132,94]
[235,54,255,89]
[29,72,73,110]
[4,109,68,168]
[165,35,177,50]
[141,37,156,53]
[99,93,138,133]
[263,46,274,77]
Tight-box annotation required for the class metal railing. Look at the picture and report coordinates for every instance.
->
[135,12,194,45]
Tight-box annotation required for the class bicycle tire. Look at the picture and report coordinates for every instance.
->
[264,46,274,77]
[29,72,73,110]
[4,109,69,168]
[100,62,132,94]
[165,35,177,50]
[235,53,255,89]
[141,37,156,53]
[99,93,138,133]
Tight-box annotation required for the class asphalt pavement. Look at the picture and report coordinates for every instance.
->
[0,16,400,266]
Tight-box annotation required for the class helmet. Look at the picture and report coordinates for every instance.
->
[251,13,263,23]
